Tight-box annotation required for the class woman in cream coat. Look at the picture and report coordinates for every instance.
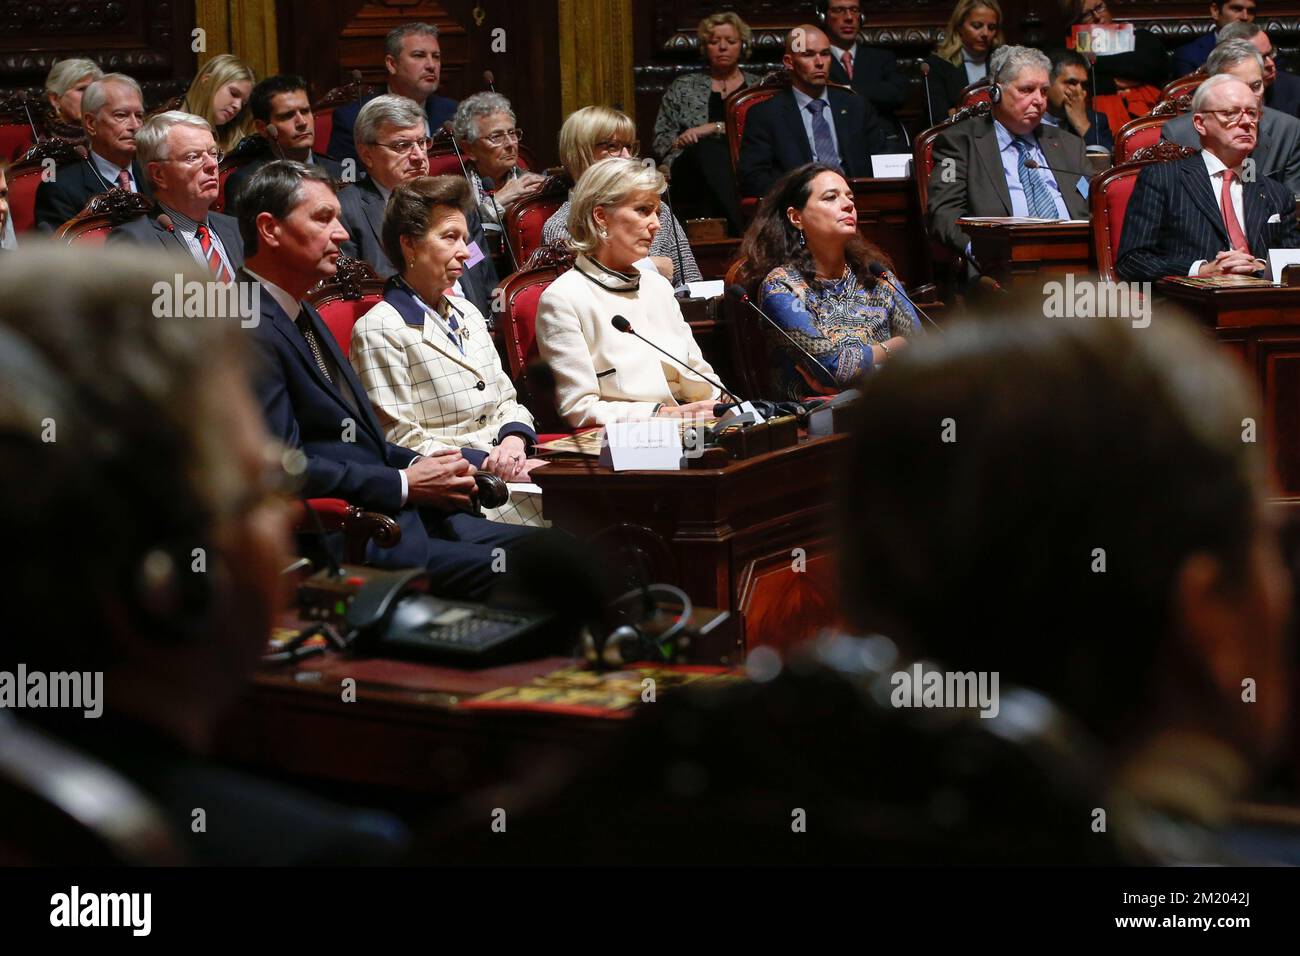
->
[535,157,723,428]
[351,176,545,526]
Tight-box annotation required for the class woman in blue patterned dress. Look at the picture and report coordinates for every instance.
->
[738,163,920,399]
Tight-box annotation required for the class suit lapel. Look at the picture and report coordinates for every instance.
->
[1242,181,1272,256]
[1180,158,1230,246]
[974,120,1012,214]
[1035,126,1085,218]
[359,179,387,254]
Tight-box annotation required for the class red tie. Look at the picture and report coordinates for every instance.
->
[841,50,854,80]
[1220,168,1250,253]
[196,224,232,284]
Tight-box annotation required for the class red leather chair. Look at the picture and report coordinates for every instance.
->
[726,72,793,217]
[1112,96,1189,164]
[0,124,34,163]
[53,188,152,244]
[311,72,373,157]
[8,139,86,233]
[1161,70,1206,101]
[505,174,570,266]
[303,255,385,358]
[1090,141,1198,282]
[957,78,994,110]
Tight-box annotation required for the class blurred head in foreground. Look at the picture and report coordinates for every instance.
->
[840,312,1291,834]
[0,246,294,744]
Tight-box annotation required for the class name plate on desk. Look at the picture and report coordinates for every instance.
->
[870,153,913,179]
[1268,249,1300,284]
[597,420,683,471]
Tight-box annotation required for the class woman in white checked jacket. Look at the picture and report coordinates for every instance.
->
[351,176,546,526]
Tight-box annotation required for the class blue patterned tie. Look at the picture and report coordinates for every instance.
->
[805,99,841,171]
[1011,137,1058,219]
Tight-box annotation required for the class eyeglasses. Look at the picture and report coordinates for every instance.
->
[1075,0,1107,24]
[165,147,224,166]
[482,128,523,147]
[1205,106,1261,126]
[594,139,639,157]
[375,136,433,155]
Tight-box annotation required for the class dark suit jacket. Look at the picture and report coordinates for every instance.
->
[1115,153,1300,281]
[34,157,152,233]
[923,54,983,127]
[927,115,1091,256]
[325,90,457,164]
[1161,106,1300,198]
[337,177,498,318]
[106,207,244,272]
[738,86,888,197]
[223,151,344,217]
[829,41,908,138]
[1266,69,1300,120]
[1171,31,1216,80]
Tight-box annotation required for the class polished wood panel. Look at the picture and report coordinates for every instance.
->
[961,220,1094,291]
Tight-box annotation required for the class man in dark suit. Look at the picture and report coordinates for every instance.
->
[1161,39,1300,197]
[339,94,497,317]
[1217,20,1300,118]
[1043,49,1113,150]
[738,24,888,198]
[821,1,909,150]
[107,111,242,275]
[224,74,344,217]
[1172,0,1256,77]
[239,160,537,599]
[34,73,150,232]
[0,243,409,864]
[326,21,457,165]
[1117,75,1300,281]
[927,46,1090,261]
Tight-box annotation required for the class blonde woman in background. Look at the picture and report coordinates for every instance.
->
[182,53,256,153]
[44,58,104,126]
[923,0,1003,120]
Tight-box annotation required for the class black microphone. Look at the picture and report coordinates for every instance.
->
[483,70,496,93]
[920,61,936,130]
[866,263,944,334]
[725,284,840,391]
[660,193,689,292]
[610,314,742,408]
[1021,156,1093,190]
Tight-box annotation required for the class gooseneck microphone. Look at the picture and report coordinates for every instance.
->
[866,263,944,334]
[725,284,839,391]
[1020,157,1093,192]
[445,119,520,273]
[920,61,936,130]
[610,314,741,406]
[483,70,496,93]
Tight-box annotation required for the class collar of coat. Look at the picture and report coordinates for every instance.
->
[575,253,640,292]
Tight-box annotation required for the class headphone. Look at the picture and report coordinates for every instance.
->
[988,81,1002,104]
[580,584,693,668]
[815,0,866,29]
[0,323,217,643]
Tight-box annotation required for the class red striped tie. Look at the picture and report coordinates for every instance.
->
[196,223,232,284]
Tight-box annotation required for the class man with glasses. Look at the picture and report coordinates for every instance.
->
[108,111,243,277]
[820,1,909,149]
[1172,0,1257,78]
[1161,39,1300,198]
[339,94,497,318]
[1118,74,1300,281]
[1217,19,1300,118]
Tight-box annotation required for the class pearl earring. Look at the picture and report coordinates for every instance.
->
[599,227,609,241]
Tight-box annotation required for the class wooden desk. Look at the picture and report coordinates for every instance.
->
[1157,280,1300,498]
[533,433,848,662]
[850,177,927,290]
[960,220,1094,289]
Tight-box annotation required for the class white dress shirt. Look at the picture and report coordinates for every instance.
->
[89,150,137,192]
[962,48,989,86]
[1190,149,1249,276]
[791,86,842,167]
[993,119,1071,220]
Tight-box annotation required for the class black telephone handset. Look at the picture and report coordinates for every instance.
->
[345,568,430,644]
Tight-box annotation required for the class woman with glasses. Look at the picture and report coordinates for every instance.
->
[924,0,1004,121]
[181,53,256,154]
[452,92,545,247]
[542,106,702,286]
[1060,0,1170,133]
[652,12,759,233]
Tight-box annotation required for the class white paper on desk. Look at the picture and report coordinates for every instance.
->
[633,257,659,275]
[596,420,683,472]
[685,279,724,299]
[870,153,913,178]
[957,216,1060,224]
[506,482,543,495]
[1268,249,1300,283]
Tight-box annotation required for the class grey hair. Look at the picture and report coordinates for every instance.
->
[134,111,213,166]
[80,73,143,117]
[1205,38,1265,77]
[1191,72,1254,113]
[236,160,336,256]
[44,58,103,98]
[991,45,1051,85]
[385,22,439,60]
[453,92,515,143]
[1217,20,1263,44]
[354,93,426,147]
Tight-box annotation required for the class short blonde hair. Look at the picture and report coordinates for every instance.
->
[567,157,665,254]
[697,12,752,60]
[558,106,636,180]
[45,58,103,98]
[182,53,256,152]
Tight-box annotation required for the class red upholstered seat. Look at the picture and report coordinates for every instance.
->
[310,72,373,159]
[0,124,34,163]
[1162,71,1206,101]
[1091,142,1198,282]
[212,166,235,213]
[506,184,567,265]
[426,152,466,177]
[313,111,334,156]
[1113,113,1174,164]
[957,79,993,109]
[303,256,386,357]
[725,73,788,202]
[497,248,577,432]
[8,140,86,233]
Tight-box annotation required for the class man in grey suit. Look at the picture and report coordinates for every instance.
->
[108,111,242,277]
[927,46,1090,262]
[1117,75,1300,282]
[338,94,497,319]
[1161,39,1300,197]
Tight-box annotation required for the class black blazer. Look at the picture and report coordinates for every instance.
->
[34,157,152,233]
[106,207,244,272]
[1115,153,1300,282]
[325,91,457,164]
[923,54,983,127]
[828,41,908,133]
[337,177,499,319]
[737,86,888,198]
[1267,70,1300,120]
[223,151,345,217]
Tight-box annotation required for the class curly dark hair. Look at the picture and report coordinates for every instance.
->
[737,163,891,291]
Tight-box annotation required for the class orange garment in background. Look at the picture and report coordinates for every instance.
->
[1093,85,1162,135]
